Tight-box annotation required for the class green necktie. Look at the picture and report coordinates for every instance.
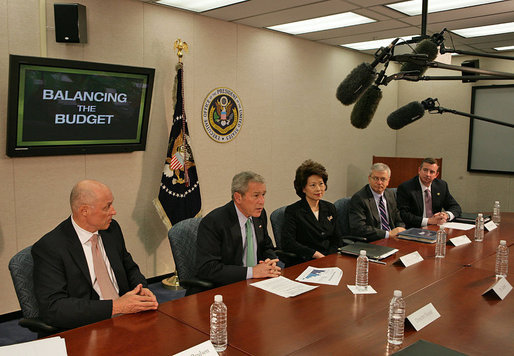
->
[245,218,256,267]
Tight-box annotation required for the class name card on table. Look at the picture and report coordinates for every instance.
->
[449,235,472,246]
[173,340,219,356]
[484,220,497,231]
[406,303,441,331]
[399,251,424,267]
[482,277,513,300]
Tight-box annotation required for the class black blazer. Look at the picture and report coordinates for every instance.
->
[349,185,405,242]
[397,176,462,228]
[32,217,147,330]
[281,199,340,261]
[195,201,277,287]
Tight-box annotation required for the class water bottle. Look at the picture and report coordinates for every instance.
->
[492,201,501,226]
[387,290,406,345]
[355,250,369,290]
[210,294,227,352]
[495,240,508,278]
[474,213,484,242]
[435,225,447,258]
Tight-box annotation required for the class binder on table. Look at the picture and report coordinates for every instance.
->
[397,228,437,244]
[454,212,491,224]
[338,242,398,260]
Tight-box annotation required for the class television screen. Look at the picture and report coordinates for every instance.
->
[6,55,155,157]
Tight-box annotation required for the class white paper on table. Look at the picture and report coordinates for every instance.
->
[295,266,343,285]
[442,222,474,230]
[251,276,318,298]
[0,336,67,356]
[347,285,377,294]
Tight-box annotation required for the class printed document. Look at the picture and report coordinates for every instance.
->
[296,266,343,285]
[251,276,318,298]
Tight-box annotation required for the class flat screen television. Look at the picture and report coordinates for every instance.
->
[6,55,155,157]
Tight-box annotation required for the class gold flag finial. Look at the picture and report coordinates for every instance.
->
[174,39,188,63]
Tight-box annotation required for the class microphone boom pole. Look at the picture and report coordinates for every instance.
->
[430,104,514,128]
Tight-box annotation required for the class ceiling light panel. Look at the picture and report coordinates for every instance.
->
[386,0,503,16]
[494,45,514,51]
[267,12,375,35]
[156,0,247,12]
[451,21,514,37]
[341,36,416,50]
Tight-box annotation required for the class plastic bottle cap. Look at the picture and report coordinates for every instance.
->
[495,201,499,204]
[500,240,506,246]
[359,250,366,256]
[214,295,223,302]
[439,225,444,230]
[394,290,402,297]
[478,213,483,217]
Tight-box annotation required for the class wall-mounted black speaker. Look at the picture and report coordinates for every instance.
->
[461,59,479,83]
[54,4,87,43]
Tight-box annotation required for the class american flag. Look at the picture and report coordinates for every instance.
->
[153,63,201,230]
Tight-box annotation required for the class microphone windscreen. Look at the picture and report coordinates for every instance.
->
[336,63,376,105]
[350,85,382,129]
[400,39,439,75]
[387,101,425,130]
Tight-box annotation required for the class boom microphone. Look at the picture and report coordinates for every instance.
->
[350,85,383,129]
[386,101,426,130]
[399,38,439,75]
[336,38,399,105]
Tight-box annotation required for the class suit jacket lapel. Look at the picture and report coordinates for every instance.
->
[228,202,244,263]
[365,186,380,226]
[63,218,94,287]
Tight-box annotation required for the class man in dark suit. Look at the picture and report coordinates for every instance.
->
[195,171,281,288]
[349,163,405,241]
[32,180,158,330]
[397,158,462,228]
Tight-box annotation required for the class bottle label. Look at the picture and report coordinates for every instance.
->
[406,303,441,331]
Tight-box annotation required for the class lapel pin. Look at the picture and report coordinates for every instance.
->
[259,225,262,228]
[437,192,440,196]
[327,216,333,221]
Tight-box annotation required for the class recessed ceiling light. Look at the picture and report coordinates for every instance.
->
[267,12,375,35]
[341,36,415,51]
[494,45,514,51]
[386,0,503,16]
[451,21,514,38]
[156,0,247,12]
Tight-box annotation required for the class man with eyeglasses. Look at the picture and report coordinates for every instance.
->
[397,157,461,228]
[349,163,406,241]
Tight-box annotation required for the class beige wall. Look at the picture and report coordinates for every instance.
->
[1,0,511,316]
[1,0,399,314]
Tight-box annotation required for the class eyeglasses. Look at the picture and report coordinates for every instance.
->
[370,176,389,183]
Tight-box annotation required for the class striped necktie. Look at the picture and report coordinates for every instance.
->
[379,196,391,231]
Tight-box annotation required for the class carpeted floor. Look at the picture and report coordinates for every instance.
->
[0,282,186,347]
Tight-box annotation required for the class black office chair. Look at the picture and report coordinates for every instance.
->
[8,246,58,336]
[168,217,213,295]
[270,206,303,267]
[334,197,367,244]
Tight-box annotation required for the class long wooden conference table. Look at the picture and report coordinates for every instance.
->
[57,213,514,355]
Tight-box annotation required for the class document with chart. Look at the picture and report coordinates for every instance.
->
[296,266,343,285]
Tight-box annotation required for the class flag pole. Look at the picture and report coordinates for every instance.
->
[161,38,189,291]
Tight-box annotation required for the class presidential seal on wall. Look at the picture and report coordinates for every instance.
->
[202,87,243,143]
